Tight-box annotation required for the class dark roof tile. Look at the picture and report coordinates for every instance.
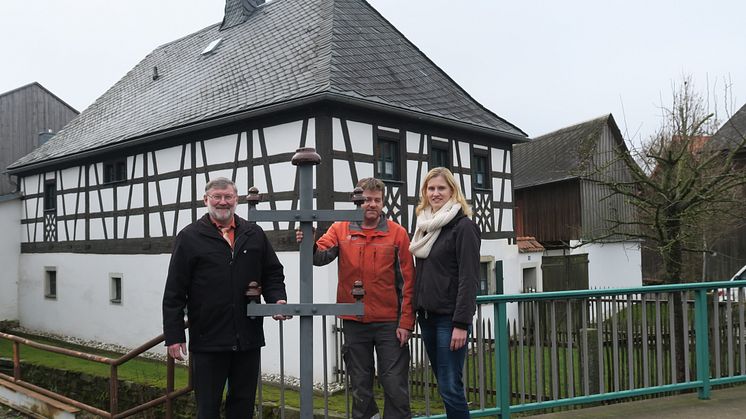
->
[10,0,524,170]
[513,115,611,189]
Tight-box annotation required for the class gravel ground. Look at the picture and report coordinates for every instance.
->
[0,405,29,419]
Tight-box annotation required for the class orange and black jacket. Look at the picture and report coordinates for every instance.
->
[313,215,416,330]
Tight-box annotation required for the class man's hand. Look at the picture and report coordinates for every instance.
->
[272,299,293,321]
[167,342,187,361]
[450,328,467,351]
[396,327,411,347]
[294,227,316,243]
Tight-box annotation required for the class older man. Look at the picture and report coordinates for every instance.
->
[163,177,288,419]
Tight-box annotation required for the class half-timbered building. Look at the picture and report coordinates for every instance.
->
[513,114,642,292]
[7,0,527,380]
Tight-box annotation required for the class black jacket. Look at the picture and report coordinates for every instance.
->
[162,214,286,352]
[413,212,480,329]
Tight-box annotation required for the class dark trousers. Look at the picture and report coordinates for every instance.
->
[192,349,261,419]
[342,320,411,419]
[418,314,470,419]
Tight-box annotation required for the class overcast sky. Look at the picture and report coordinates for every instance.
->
[1,0,744,144]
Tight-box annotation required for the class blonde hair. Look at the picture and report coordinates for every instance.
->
[415,167,472,217]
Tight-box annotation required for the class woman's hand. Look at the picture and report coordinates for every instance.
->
[450,328,467,351]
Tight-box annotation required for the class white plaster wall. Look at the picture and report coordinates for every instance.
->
[0,198,21,321]
[479,239,522,323]
[17,251,344,382]
[569,241,643,289]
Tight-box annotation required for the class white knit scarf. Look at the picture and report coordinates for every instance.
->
[409,200,461,258]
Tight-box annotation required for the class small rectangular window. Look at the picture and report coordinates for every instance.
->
[43,180,56,211]
[110,274,122,304]
[523,267,537,293]
[473,153,489,189]
[478,257,497,296]
[45,268,57,299]
[104,159,127,183]
[431,143,450,169]
[376,136,399,180]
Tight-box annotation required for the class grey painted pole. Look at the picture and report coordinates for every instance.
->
[293,149,319,418]
[246,147,363,418]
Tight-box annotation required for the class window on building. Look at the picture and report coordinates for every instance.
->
[45,268,57,299]
[104,159,127,183]
[479,262,491,296]
[523,267,537,293]
[477,257,503,295]
[431,142,450,169]
[43,180,56,211]
[478,257,498,296]
[376,136,399,180]
[473,153,489,189]
[110,274,122,304]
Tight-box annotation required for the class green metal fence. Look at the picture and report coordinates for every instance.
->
[415,280,746,419]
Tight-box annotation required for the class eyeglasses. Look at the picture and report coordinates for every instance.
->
[206,194,237,202]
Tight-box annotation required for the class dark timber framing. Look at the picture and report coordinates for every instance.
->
[19,102,518,253]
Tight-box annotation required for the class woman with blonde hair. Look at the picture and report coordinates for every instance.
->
[410,167,480,419]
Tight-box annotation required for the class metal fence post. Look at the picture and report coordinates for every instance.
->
[695,288,710,400]
[495,302,510,418]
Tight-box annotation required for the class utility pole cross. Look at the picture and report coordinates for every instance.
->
[245,147,365,418]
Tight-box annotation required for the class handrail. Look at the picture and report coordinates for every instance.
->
[476,280,739,303]
[0,325,192,418]
[457,281,746,419]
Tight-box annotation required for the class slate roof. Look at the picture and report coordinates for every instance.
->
[709,103,746,152]
[513,115,615,189]
[9,0,525,172]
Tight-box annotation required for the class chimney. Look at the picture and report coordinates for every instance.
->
[38,129,55,146]
[220,0,265,31]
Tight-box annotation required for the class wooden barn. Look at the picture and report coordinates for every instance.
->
[0,82,78,323]
[6,0,527,380]
[513,114,642,292]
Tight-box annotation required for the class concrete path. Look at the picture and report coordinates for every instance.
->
[530,385,746,418]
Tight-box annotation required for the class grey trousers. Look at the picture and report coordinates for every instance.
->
[342,320,412,419]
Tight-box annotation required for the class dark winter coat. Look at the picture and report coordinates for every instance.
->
[162,214,286,352]
[413,211,480,329]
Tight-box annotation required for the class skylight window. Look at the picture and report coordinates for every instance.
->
[202,38,223,55]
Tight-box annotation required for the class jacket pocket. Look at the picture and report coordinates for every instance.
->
[197,304,234,344]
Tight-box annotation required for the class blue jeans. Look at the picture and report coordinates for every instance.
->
[418,313,470,419]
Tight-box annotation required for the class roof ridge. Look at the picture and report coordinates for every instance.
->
[0,82,79,114]
[531,113,610,141]
[328,0,526,138]
[316,0,335,90]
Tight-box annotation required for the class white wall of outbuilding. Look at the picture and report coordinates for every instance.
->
[0,195,21,322]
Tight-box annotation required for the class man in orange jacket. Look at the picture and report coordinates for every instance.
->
[297,177,415,419]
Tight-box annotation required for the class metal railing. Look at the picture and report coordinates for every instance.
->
[4,281,746,418]
[412,280,746,419]
[0,327,192,418]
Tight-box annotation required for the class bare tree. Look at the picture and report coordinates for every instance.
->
[599,76,746,284]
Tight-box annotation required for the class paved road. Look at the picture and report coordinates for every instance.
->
[531,385,746,419]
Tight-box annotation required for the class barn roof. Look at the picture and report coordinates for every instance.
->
[513,115,620,189]
[9,0,526,172]
[709,103,746,153]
